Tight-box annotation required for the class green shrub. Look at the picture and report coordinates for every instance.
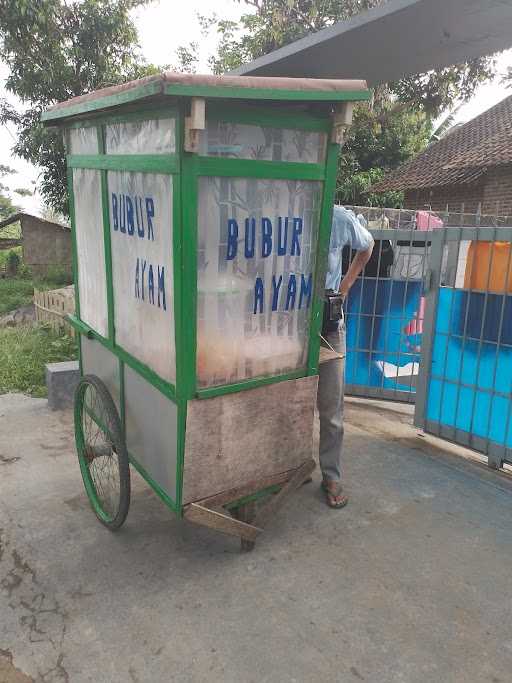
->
[18,263,33,280]
[7,250,20,274]
[37,265,72,288]
[0,246,22,269]
[0,324,77,397]
[0,277,34,315]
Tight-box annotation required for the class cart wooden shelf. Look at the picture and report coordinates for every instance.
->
[42,72,369,549]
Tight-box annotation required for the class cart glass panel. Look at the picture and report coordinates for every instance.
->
[67,126,99,155]
[73,168,109,337]
[105,118,176,155]
[199,122,326,163]
[197,176,322,388]
[108,171,176,383]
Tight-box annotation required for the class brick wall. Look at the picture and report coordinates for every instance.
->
[403,183,484,214]
[22,216,72,277]
[402,163,512,219]
[481,165,512,215]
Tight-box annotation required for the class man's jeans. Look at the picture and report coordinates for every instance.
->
[317,325,346,482]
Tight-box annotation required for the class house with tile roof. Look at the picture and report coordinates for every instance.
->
[372,94,512,217]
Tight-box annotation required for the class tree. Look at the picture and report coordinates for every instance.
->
[336,103,430,207]
[0,164,21,221]
[173,43,200,74]
[200,0,496,206]
[0,0,156,216]
[205,1,495,117]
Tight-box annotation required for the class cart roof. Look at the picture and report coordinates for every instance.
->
[41,71,370,123]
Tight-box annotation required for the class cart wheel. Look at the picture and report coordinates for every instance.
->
[74,374,130,530]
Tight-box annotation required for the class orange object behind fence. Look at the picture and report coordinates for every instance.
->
[464,242,512,293]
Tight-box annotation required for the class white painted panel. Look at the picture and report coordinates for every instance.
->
[73,168,108,337]
[105,118,176,155]
[124,365,178,501]
[197,176,322,387]
[67,127,98,155]
[108,171,175,383]
[199,121,326,163]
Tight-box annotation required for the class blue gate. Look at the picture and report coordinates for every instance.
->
[344,224,431,403]
[414,226,512,469]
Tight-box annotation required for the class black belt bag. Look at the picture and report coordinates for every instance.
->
[322,289,345,334]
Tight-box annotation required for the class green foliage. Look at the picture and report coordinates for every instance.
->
[13,187,32,197]
[203,1,383,75]
[37,265,73,288]
[205,1,496,118]
[0,264,71,316]
[0,246,21,269]
[17,263,33,280]
[336,102,429,205]
[0,0,156,216]
[0,222,21,239]
[173,43,199,74]
[6,249,20,274]
[0,194,19,220]
[0,163,20,220]
[0,324,77,397]
[429,105,462,143]
[0,276,34,314]
[336,166,403,207]
[198,0,497,206]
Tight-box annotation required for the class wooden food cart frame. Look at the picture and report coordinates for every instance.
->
[42,74,370,547]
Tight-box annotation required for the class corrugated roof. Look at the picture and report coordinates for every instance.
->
[42,72,370,123]
[373,93,512,192]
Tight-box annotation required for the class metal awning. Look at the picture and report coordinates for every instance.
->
[233,0,512,84]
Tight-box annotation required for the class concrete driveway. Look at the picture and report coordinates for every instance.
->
[1,392,512,683]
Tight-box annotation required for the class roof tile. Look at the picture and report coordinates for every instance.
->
[373,94,512,192]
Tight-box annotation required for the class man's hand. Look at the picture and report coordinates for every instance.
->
[338,242,374,299]
[339,278,350,300]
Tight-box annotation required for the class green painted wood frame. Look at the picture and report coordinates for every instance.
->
[66,103,180,398]
[66,105,183,513]
[205,102,332,132]
[163,82,370,104]
[42,79,370,122]
[64,97,342,517]
[178,104,339,401]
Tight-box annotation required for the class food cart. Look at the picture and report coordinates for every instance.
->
[42,72,369,549]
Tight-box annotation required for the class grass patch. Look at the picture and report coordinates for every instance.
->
[0,277,35,315]
[0,267,73,316]
[0,324,77,397]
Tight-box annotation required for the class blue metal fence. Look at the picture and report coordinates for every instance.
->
[340,207,512,469]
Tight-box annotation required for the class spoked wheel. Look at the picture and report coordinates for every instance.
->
[74,374,130,530]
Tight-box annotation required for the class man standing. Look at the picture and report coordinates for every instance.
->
[318,206,374,508]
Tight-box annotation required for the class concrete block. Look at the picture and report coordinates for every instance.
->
[46,360,79,410]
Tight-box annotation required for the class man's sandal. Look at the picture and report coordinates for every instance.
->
[321,479,349,509]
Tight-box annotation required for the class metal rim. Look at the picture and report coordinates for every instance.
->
[74,375,129,528]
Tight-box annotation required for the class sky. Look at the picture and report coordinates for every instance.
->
[1,0,512,217]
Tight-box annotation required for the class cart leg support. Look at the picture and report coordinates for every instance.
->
[184,503,263,542]
[183,459,316,551]
[233,501,257,552]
